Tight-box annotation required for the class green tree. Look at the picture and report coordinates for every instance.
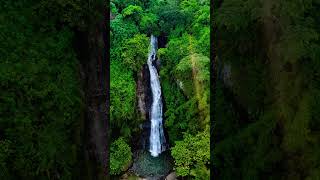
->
[0,0,86,178]
[0,140,11,179]
[122,5,143,24]
[122,34,149,72]
[110,0,211,179]
[139,13,159,35]
[213,0,320,179]
[171,129,210,179]
[110,60,136,137]
[110,137,133,175]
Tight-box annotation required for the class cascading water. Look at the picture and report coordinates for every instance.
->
[148,35,166,157]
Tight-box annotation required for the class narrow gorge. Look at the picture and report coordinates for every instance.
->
[129,35,172,179]
[110,0,210,179]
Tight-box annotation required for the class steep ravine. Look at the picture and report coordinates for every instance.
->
[135,64,152,151]
[134,34,168,152]
[125,35,173,179]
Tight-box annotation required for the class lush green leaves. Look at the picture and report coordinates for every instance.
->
[122,34,149,72]
[0,0,86,179]
[110,138,133,175]
[214,0,320,179]
[122,5,143,17]
[110,60,136,137]
[171,129,210,179]
[140,13,159,35]
[110,0,210,179]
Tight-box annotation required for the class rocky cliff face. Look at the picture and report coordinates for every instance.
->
[136,64,152,150]
[137,64,152,121]
[135,57,170,152]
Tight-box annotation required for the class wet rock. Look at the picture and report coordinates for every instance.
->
[135,64,153,150]
[165,172,177,180]
[136,64,152,121]
[137,67,147,121]
[120,173,129,179]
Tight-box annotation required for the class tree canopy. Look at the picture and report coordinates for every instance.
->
[110,0,210,178]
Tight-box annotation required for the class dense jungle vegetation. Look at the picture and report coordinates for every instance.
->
[5,0,319,179]
[0,0,106,179]
[214,0,320,179]
[110,0,210,178]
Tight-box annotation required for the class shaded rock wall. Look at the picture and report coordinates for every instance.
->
[136,64,152,150]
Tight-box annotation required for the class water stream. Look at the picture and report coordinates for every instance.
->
[147,35,166,157]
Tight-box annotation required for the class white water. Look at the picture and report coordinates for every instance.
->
[148,35,166,157]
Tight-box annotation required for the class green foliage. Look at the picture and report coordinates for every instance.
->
[110,2,119,15]
[122,5,143,17]
[160,34,210,144]
[122,5,143,23]
[153,1,191,35]
[277,21,318,63]
[0,27,81,178]
[110,0,210,179]
[0,140,11,179]
[162,78,199,142]
[158,34,190,71]
[175,53,210,125]
[122,34,149,72]
[111,14,139,64]
[283,94,311,152]
[110,60,136,137]
[111,15,139,44]
[171,129,210,179]
[139,13,159,35]
[175,54,210,95]
[110,138,133,175]
[0,0,98,178]
[215,0,260,31]
[213,81,238,141]
[111,0,146,12]
[214,0,320,179]
[195,27,210,57]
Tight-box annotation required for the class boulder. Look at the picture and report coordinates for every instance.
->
[165,172,177,180]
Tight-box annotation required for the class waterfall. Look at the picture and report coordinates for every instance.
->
[148,35,166,157]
